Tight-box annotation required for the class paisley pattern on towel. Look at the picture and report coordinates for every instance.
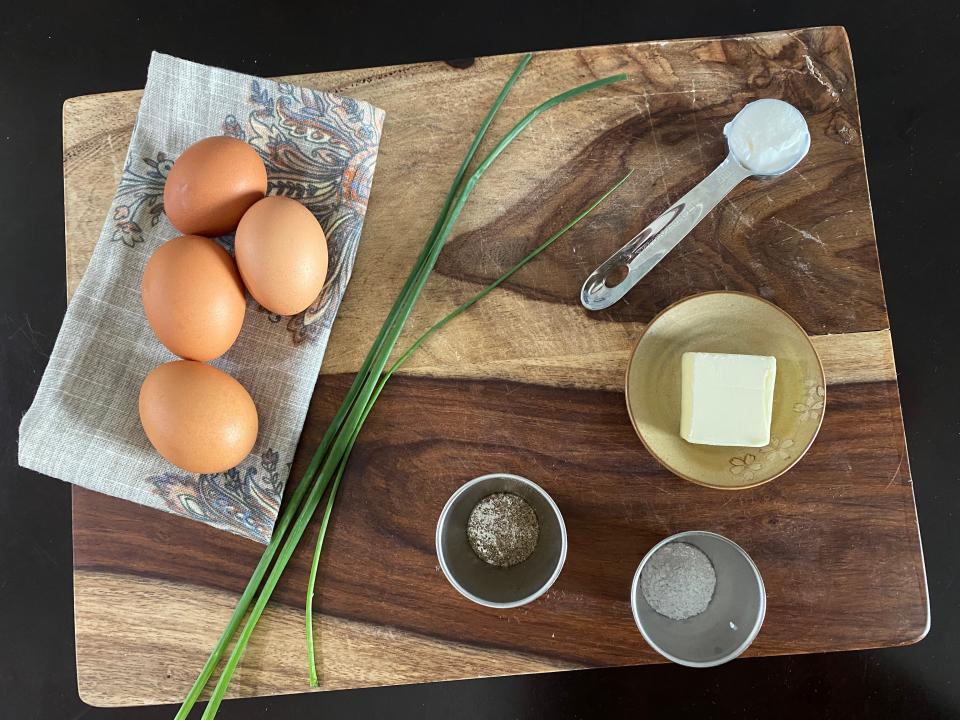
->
[147,448,287,543]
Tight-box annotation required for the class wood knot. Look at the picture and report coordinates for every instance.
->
[829,112,861,146]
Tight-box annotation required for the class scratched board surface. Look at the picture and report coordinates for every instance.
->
[64,27,927,707]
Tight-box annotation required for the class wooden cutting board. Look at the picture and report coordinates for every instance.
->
[64,26,928,707]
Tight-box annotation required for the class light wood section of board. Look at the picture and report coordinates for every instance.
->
[74,570,573,707]
[353,323,895,390]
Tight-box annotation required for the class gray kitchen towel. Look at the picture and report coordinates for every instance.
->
[19,52,385,543]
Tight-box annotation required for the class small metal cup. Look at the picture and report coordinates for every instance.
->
[436,473,567,608]
[631,530,766,667]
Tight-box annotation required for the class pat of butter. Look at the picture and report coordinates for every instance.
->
[680,352,776,447]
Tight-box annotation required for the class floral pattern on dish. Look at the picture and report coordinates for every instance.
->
[760,437,795,461]
[794,379,825,422]
[729,436,801,482]
[729,453,763,481]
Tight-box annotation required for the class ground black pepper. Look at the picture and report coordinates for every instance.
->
[466,492,540,567]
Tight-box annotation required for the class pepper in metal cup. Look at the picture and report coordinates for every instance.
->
[436,473,567,609]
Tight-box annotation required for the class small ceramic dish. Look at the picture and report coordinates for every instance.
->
[625,291,825,489]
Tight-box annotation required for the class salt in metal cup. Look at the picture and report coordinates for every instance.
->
[631,530,766,667]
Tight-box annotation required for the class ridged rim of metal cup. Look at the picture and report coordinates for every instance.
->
[435,473,568,609]
[630,530,766,667]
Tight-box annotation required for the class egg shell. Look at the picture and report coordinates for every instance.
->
[163,136,267,237]
[139,360,258,474]
[141,235,247,361]
[235,196,328,316]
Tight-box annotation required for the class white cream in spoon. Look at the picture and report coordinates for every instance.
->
[724,98,811,176]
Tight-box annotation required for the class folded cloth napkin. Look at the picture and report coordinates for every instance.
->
[19,52,385,543]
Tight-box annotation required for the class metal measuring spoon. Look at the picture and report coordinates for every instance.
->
[580,99,810,311]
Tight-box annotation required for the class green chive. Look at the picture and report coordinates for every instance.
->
[304,51,532,686]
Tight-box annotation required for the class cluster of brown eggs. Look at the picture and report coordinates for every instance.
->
[138,137,328,474]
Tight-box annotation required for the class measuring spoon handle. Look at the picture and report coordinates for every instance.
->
[581,154,751,311]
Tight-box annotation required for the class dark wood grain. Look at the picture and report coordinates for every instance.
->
[436,28,884,334]
[74,376,927,666]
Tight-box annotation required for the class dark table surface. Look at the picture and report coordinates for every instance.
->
[2,1,958,718]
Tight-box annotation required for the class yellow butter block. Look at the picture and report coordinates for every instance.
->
[680,352,776,447]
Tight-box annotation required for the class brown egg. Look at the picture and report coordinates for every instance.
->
[163,136,267,236]
[141,235,247,361]
[235,196,328,316]
[139,361,258,473]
